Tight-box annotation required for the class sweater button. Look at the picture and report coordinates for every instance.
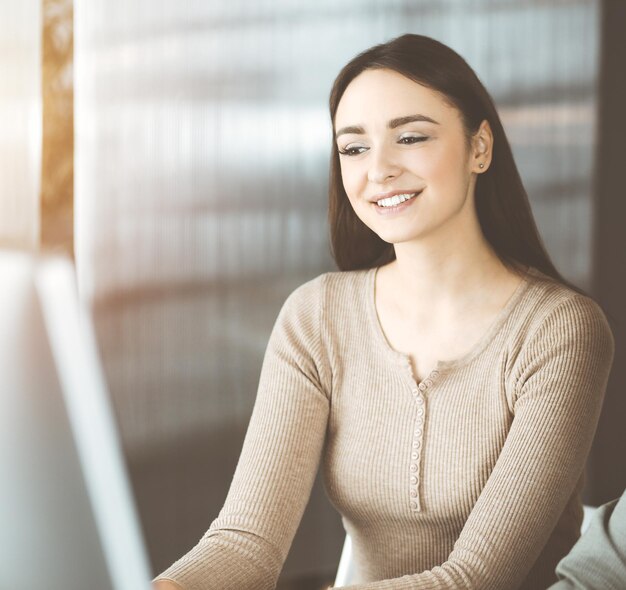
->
[410,463,417,472]
[410,501,417,510]
[418,383,426,391]
[411,476,417,484]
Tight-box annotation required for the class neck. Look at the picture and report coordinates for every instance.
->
[384,229,515,322]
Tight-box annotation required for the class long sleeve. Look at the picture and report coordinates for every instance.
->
[154,274,331,590]
[336,294,615,590]
[548,490,626,590]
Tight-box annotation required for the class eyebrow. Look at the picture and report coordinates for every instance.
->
[335,114,440,139]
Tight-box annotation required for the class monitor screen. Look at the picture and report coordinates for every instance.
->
[0,251,152,590]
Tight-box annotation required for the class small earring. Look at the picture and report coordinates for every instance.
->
[478,163,485,169]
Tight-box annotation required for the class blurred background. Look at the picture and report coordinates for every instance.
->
[1,0,624,588]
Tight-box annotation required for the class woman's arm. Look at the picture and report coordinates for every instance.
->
[153,581,184,590]
[336,294,615,590]
[152,275,331,590]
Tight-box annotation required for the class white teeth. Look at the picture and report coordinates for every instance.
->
[376,192,418,207]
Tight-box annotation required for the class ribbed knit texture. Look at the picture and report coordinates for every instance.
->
[155,266,615,590]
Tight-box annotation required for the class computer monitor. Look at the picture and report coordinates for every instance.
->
[0,250,153,590]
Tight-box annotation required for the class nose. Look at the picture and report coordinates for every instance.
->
[367,146,401,184]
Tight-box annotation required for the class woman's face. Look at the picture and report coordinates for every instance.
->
[334,68,488,247]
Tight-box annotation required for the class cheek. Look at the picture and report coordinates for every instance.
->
[339,161,364,197]
[415,142,469,185]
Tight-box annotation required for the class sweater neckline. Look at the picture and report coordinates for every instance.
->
[366,264,535,375]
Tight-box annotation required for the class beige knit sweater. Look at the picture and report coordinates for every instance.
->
[155,266,615,590]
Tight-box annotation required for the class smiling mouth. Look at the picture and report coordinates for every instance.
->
[375,191,421,208]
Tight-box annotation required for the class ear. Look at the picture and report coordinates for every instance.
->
[471,120,493,174]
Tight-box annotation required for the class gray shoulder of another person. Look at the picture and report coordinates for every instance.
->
[547,490,626,590]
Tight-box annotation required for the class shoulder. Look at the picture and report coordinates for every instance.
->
[508,269,615,394]
[269,270,370,393]
[280,268,370,314]
[554,490,626,586]
[518,268,614,350]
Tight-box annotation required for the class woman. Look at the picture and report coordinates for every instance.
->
[154,34,614,589]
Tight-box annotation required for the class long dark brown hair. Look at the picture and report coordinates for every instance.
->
[328,33,586,296]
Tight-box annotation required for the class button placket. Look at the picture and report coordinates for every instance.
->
[407,368,439,513]
[409,387,425,512]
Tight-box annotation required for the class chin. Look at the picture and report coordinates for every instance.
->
[357,210,426,245]
[373,232,417,246]
[368,224,423,245]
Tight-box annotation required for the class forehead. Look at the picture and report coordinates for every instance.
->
[335,68,458,128]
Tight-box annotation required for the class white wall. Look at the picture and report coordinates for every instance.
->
[0,1,42,250]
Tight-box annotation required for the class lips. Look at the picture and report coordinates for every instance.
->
[376,191,420,208]
[368,188,424,205]
[372,190,422,216]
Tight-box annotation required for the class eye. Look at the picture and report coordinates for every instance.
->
[338,145,368,156]
[398,135,428,145]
